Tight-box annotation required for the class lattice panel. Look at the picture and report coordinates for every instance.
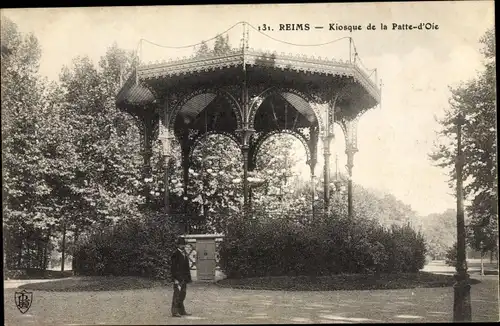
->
[215,240,222,270]
[184,242,197,270]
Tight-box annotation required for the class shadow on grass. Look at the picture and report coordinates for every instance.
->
[18,276,168,292]
[216,272,481,291]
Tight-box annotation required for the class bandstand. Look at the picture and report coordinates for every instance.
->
[116,22,381,231]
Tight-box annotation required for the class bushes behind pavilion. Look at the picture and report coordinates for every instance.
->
[73,210,180,280]
[219,211,427,278]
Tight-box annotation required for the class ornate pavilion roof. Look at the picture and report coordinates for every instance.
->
[116,47,381,115]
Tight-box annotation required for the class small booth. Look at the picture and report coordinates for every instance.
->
[180,234,225,282]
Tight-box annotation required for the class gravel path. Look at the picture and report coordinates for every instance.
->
[4,275,498,325]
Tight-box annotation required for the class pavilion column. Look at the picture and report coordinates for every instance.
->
[247,145,259,211]
[182,151,190,230]
[341,117,359,219]
[242,146,250,212]
[158,98,172,217]
[142,147,153,202]
[345,147,357,219]
[163,148,171,215]
[140,116,154,205]
[322,134,334,217]
[322,94,339,218]
[236,128,255,216]
[181,134,191,233]
[309,161,317,218]
[309,126,319,219]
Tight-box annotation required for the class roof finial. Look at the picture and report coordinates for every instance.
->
[241,22,246,51]
[245,22,249,49]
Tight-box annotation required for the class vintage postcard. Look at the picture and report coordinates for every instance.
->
[2,2,497,325]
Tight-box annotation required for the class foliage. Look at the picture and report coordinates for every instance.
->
[194,34,231,57]
[73,210,180,279]
[251,133,306,216]
[188,135,243,231]
[2,15,56,269]
[146,131,310,234]
[430,28,497,256]
[2,14,145,271]
[57,44,144,228]
[219,210,427,278]
[416,209,457,259]
[445,242,458,267]
[352,185,416,227]
[468,216,498,258]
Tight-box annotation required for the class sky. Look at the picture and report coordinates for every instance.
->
[2,2,495,216]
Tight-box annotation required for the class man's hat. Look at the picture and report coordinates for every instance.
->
[176,237,186,245]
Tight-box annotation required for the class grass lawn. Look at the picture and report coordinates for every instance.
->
[216,271,481,291]
[16,271,479,293]
[4,269,73,280]
[17,276,166,292]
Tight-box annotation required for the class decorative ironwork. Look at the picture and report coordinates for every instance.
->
[117,27,381,224]
[235,128,255,148]
[223,84,244,106]
[139,49,245,79]
[251,129,312,169]
[137,49,380,103]
[338,115,360,153]
[138,78,161,101]
[307,125,319,170]
[167,87,243,131]
[188,130,241,158]
[248,86,325,134]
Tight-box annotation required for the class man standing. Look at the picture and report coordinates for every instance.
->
[171,237,192,317]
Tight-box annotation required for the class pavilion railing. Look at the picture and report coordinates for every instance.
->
[137,21,380,89]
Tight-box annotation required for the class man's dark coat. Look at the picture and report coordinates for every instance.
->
[171,249,192,283]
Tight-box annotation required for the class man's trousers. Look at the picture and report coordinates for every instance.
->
[171,282,187,316]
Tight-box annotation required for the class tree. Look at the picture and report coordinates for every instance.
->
[45,44,144,269]
[57,46,144,222]
[468,217,498,274]
[251,133,303,218]
[2,15,57,270]
[213,34,231,56]
[430,28,497,258]
[195,41,210,57]
[194,34,231,58]
[418,209,457,260]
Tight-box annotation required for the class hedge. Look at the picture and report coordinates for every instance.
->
[73,210,180,280]
[219,212,427,278]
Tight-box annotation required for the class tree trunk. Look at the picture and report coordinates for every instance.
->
[37,238,42,269]
[72,227,80,275]
[44,228,51,270]
[480,252,485,276]
[27,243,31,269]
[17,238,23,268]
[490,250,493,263]
[61,222,67,272]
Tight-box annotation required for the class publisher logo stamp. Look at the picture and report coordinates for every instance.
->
[14,289,33,314]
